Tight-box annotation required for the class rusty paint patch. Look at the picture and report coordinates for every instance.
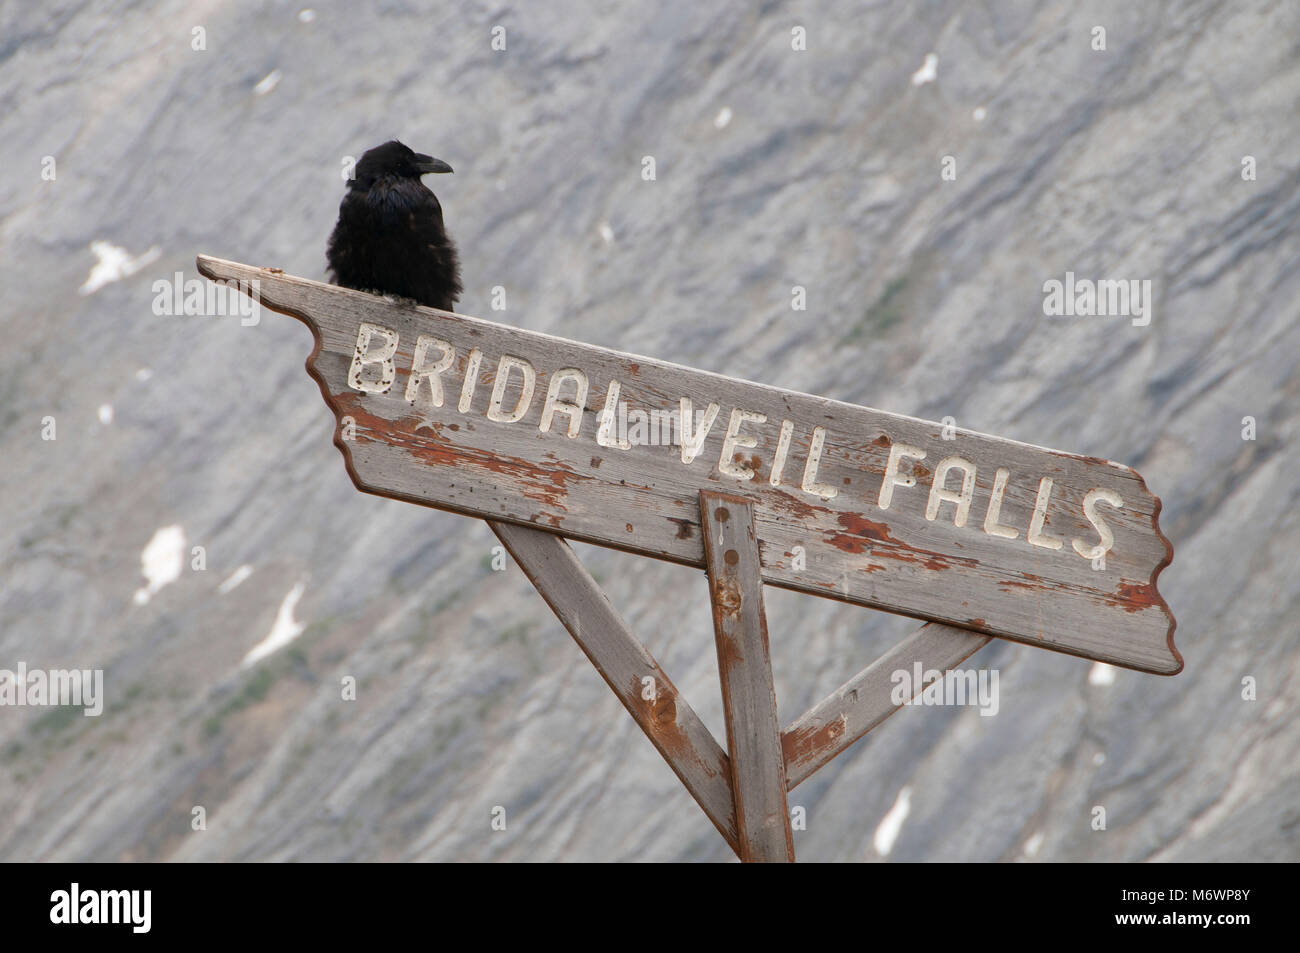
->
[625,674,732,802]
[407,417,448,437]
[782,714,847,766]
[826,512,973,572]
[628,677,707,764]
[716,579,743,617]
[730,452,762,479]
[713,623,746,668]
[766,488,832,523]
[333,391,584,512]
[824,513,892,554]
[669,517,695,539]
[1114,581,1162,613]
[997,572,1049,593]
[590,456,601,468]
[650,691,677,731]
[838,513,895,543]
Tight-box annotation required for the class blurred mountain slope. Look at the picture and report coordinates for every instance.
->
[0,0,1296,861]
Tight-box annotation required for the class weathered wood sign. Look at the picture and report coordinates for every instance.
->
[198,256,1178,675]
[198,254,1180,863]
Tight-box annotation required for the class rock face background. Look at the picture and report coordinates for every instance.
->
[1,0,1297,862]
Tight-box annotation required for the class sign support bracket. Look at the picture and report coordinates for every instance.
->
[490,511,991,861]
[192,255,1179,862]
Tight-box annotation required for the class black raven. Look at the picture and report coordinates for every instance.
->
[326,140,463,312]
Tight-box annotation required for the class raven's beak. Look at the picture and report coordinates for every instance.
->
[415,154,453,174]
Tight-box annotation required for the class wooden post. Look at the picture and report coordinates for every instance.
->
[700,491,795,863]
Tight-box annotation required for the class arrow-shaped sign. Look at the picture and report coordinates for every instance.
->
[196,256,1179,675]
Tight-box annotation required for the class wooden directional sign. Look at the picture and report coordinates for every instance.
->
[196,256,1179,675]
[197,254,1181,862]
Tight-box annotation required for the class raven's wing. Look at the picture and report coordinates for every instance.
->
[373,177,443,230]
[386,179,463,308]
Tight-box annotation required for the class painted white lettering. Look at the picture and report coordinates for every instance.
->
[487,355,537,423]
[679,397,720,464]
[982,467,1019,539]
[405,335,454,406]
[718,408,767,479]
[878,443,927,509]
[458,347,483,413]
[801,426,838,499]
[1027,477,1064,550]
[539,368,589,438]
[925,456,976,527]
[1072,487,1123,559]
[347,323,398,393]
[597,380,632,449]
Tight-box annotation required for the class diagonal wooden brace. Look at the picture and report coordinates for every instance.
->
[782,623,992,789]
[489,520,741,856]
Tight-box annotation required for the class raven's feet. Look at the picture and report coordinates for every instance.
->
[355,288,419,309]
